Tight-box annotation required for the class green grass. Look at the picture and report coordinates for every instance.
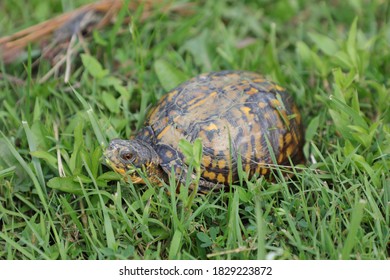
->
[0,0,389,260]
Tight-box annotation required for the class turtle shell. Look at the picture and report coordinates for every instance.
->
[137,70,304,188]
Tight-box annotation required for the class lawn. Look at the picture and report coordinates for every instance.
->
[0,0,389,260]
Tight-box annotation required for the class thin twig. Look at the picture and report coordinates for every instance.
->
[207,246,255,258]
[53,121,66,177]
[0,0,188,64]
[38,42,81,83]
[64,33,77,83]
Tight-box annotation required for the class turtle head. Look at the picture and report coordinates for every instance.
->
[104,138,163,184]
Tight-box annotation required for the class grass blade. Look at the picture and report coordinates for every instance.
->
[0,132,66,259]
[341,198,366,259]
[0,131,47,206]
[71,86,107,147]
[255,197,266,259]
[82,155,116,250]
[22,121,46,194]
[169,230,182,259]
[0,232,35,260]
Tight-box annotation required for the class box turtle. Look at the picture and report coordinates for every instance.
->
[104,70,304,192]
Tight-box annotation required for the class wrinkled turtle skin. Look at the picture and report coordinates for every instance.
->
[104,70,304,192]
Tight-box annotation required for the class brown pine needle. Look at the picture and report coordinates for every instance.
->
[0,0,194,64]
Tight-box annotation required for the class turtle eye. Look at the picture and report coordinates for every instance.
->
[120,152,134,163]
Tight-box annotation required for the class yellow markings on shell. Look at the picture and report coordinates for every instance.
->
[255,164,262,174]
[218,159,226,169]
[157,125,171,140]
[207,90,218,98]
[165,149,174,159]
[226,72,238,78]
[292,129,299,145]
[142,129,150,137]
[270,99,281,108]
[203,171,216,180]
[278,152,284,164]
[296,113,302,124]
[292,105,302,124]
[227,170,232,184]
[166,90,177,102]
[266,83,285,92]
[148,108,158,122]
[245,87,259,95]
[284,133,292,146]
[253,78,265,83]
[186,92,207,106]
[258,102,267,109]
[188,91,218,110]
[204,123,218,131]
[261,168,268,175]
[217,173,226,183]
[173,115,182,123]
[278,134,284,149]
[245,164,251,173]
[202,155,212,167]
[274,84,285,91]
[240,106,252,119]
[286,145,294,158]
[263,112,272,120]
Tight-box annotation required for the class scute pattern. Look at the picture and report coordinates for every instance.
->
[139,70,304,186]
